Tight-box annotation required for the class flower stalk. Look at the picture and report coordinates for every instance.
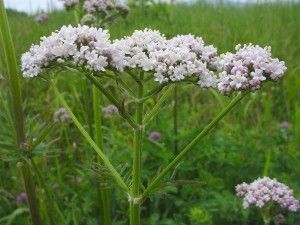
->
[0,1,43,224]
[143,84,175,125]
[93,85,111,225]
[130,72,144,225]
[173,86,179,153]
[261,208,271,225]
[140,92,247,201]
[54,85,130,193]
[85,73,138,129]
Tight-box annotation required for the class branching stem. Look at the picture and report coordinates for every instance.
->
[139,92,247,202]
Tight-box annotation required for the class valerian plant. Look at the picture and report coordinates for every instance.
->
[19,23,288,225]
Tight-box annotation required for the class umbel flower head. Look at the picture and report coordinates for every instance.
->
[236,177,300,212]
[21,25,121,77]
[21,25,287,95]
[113,29,218,87]
[217,44,287,95]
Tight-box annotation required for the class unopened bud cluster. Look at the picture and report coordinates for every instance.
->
[21,25,286,95]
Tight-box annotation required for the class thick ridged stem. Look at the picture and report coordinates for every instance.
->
[130,73,144,225]
[17,162,43,225]
[0,1,43,225]
[93,86,111,225]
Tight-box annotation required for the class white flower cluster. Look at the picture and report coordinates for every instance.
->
[83,0,129,14]
[21,25,119,77]
[21,25,287,94]
[113,30,218,87]
[236,177,300,211]
[217,44,287,95]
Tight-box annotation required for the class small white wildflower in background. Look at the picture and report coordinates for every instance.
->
[148,131,161,141]
[80,0,130,26]
[115,2,130,17]
[102,105,118,117]
[80,13,97,26]
[280,121,289,129]
[83,0,129,14]
[16,192,27,205]
[236,177,300,211]
[60,0,78,9]
[53,107,70,122]
[84,0,114,13]
[35,13,48,23]
[52,182,60,189]
[217,44,287,95]
[274,214,285,224]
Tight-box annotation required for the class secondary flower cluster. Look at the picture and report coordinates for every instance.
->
[21,25,286,94]
[35,13,48,23]
[81,0,130,26]
[61,0,78,9]
[21,25,119,77]
[84,0,129,13]
[217,44,287,95]
[236,177,299,211]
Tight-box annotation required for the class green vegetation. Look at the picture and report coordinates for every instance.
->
[0,2,299,225]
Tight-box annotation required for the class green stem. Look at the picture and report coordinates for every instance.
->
[262,148,271,176]
[130,73,144,225]
[18,162,43,225]
[0,1,43,224]
[31,160,67,225]
[261,207,271,225]
[0,0,25,145]
[53,85,129,192]
[93,86,111,225]
[140,92,247,201]
[85,73,138,129]
[73,9,80,24]
[143,84,175,125]
[173,86,178,153]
